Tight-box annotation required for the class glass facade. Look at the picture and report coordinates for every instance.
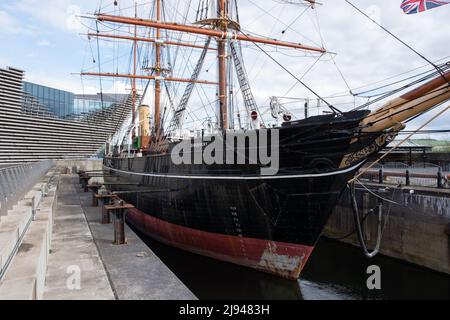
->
[74,98,114,115]
[22,82,129,119]
[23,82,74,117]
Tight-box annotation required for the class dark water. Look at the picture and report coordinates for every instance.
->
[132,226,450,300]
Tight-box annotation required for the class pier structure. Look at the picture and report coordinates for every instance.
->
[0,159,196,300]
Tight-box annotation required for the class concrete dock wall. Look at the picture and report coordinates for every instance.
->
[324,184,450,275]
[54,159,103,174]
[0,169,59,299]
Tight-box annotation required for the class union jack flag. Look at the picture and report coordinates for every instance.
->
[400,0,450,14]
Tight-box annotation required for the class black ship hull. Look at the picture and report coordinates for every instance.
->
[103,110,390,279]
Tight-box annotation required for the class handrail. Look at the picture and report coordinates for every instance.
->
[0,160,53,215]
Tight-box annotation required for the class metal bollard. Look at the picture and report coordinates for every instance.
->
[89,184,101,206]
[105,200,134,245]
[80,176,90,192]
[93,193,99,207]
[114,201,126,245]
[101,196,114,224]
[78,171,86,184]
[437,168,443,189]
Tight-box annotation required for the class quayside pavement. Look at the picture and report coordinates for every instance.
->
[0,169,196,300]
[44,174,196,300]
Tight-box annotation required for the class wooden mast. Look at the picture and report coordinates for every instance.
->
[81,72,217,84]
[95,14,326,53]
[132,3,137,138]
[361,69,450,132]
[218,0,228,130]
[154,0,162,138]
[84,2,328,138]
[87,33,218,50]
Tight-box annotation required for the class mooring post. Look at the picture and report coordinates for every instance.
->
[102,199,111,224]
[114,200,126,245]
[88,184,101,206]
[83,176,90,192]
[98,194,115,224]
[78,171,85,184]
[79,174,90,192]
[437,168,443,189]
[105,200,134,245]
[405,169,410,186]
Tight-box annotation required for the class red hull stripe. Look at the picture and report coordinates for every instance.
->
[126,208,315,280]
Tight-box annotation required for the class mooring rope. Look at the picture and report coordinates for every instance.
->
[349,182,383,258]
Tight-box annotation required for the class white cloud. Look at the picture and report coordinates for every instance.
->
[110,81,131,94]
[36,39,51,47]
[6,0,91,33]
[0,10,39,35]
[228,0,450,132]
[25,71,97,94]
[0,55,7,66]
[4,0,449,138]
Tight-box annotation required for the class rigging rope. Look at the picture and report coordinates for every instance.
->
[349,103,450,184]
[321,55,450,102]
[247,0,321,47]
[95,21,105,112]
[353,64,450,111]
[331,55,354,97]
[281,6,309,34]
[281,53,324,98]
[363,84,450,125]
[241,31,342,115]
[345,0,448,83]
[353,63,450,98]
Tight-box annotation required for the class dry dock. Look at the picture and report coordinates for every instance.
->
[325,182,450,275]
[1,159,449,300]
[0,162,196,300]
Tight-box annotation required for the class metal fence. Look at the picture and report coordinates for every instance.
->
[0,160,53,215]
[360,162,449,188]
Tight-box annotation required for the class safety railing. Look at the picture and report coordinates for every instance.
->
[360,162,449,189]
[0,160,53,215]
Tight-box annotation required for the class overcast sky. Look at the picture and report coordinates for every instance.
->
[1,0,449,138]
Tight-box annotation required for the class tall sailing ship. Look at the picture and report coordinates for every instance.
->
[81,0,450,279]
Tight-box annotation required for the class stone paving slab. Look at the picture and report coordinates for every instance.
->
[80,192,196,300]
[43,176,115,300]
[44,174,196,300]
